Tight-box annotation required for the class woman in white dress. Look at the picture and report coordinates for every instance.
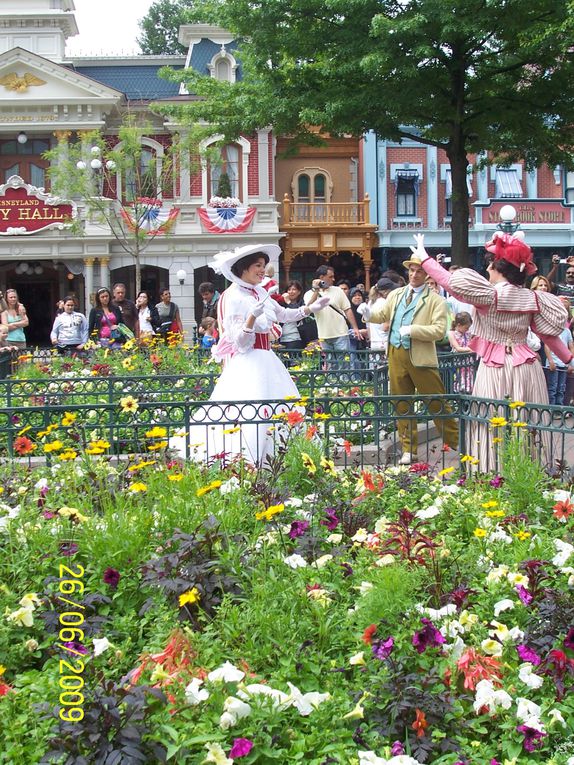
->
[171,244,329,465]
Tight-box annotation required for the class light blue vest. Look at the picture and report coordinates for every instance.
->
[389,288,421,349]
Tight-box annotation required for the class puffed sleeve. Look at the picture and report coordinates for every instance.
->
[444,267,495,307]
[531,291,569,336]
[219,289,256,354]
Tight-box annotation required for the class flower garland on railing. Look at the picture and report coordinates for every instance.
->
[199,196,256,234]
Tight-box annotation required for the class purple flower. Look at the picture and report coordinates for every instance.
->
[320,510,340,531]
[412,618,446,654]
[490,760,501,765]
[372,636,394,660]
[564,627,574,651]
[516,724,546,752]
[340,562,354,577]
[103,567,121,588]
[516,644,542,666]
[456,475,467,486]
[61,641,88,655]
[288,520,310,539]
[229,738,253,758]
[489,475,504,488]
[59,541,79,557]
[391,741,405,756]
[516,585,533,606]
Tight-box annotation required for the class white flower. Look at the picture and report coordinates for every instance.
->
[349,651,366,666]
[283,553,307,569]
[480,638,503,656]
[552,539,574,567]
[485,564,509,585]
[218,695,252,729]
[493,598,515,617]
[416,505,441,519]
[184,678,210,705]
[284,497,304,507]
[356,581,374,596]
[326,533,342,544]
[285,682,330,716]
[358,752,388,765]
[488,529,512,544]
[417,603,457,620]
[552,489,572,502]
[219,477,240,494]
[518,663,544,689]
[207,661,245,684]
[516,697,542,723]
[440,483,460,494]
[507,571,529,588]
[374,517,390,533]
[93,637,111,656]
[312,554,333,568]
[548,708,565,726]
[6,606,34,627]
[351,528,368,543]
[473,679,512,715]
[444,635,466,661]
[203,742,233,765]
[237,683,289,707]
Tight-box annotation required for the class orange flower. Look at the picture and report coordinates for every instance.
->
[362,624,377,645]
[412,708,428,738]
[343,440,352,456]
[305,425,318,441]
[456,647,503,691]
[14,436,36,455]
[553,498,574,520]
[285,410,305,427]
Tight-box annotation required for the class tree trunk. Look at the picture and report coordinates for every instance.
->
[447,148,470,267]
[134,235,142,296]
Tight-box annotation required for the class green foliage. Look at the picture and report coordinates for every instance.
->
[353,563,425,625]
[157,0,574,263]
[137,0,196,55]
[215,170,232,198]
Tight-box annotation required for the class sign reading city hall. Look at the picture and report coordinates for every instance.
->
[0,175,76,235]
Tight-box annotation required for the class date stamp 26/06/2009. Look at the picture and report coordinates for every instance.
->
[56,562,86,722]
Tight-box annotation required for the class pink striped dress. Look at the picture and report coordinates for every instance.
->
[423,259,572,469]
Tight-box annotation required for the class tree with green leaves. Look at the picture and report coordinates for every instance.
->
[138,0,196,55]
[46,121,180,294]
[157,0,574,264]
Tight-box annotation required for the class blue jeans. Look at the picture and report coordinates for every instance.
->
[545,367,567,405]
[321,334,351,369]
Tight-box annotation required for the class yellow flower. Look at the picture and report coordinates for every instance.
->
[460,454,479,464]
[43,440,64,453]
[511,421,527,428]
[492,437,503,444]
[222,426,241,434]
[313,412,331,420]
[473,527,487,538]
[128,460,157,472]
[255,503,285,521]
[58,506,88,523]
[145,426,167,439]
[485,510,505,518]
[86,439,111,455]
[147,440,168,452]
[168,474,184,482]
[58,450,78,461]
[196,480,222,497]
[119,395,138,413]
[0,664,5,677]
[6,606,34,627]
[320,457,337,476]
[481,500,498,508]
[509,401,525,409]
[514,530,531,541]
[61,412,77,427]
[129,482,147,493]
[301,452,317,475]
[17,425,32,436]
[438,467,455,476]
[179,587,201,607]
[122,356,135,369]
[489,416,508,428]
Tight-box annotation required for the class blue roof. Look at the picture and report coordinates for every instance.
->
[72,65,184,100]
[190,39,242,80]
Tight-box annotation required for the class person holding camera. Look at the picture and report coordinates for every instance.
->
[547,253,574,308]
[304,265,362,368]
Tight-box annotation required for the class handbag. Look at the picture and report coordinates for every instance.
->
[297,315,318,345]
[117,323,135,340]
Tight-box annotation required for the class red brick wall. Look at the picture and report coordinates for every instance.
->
[247,135,259,197]
[386,147,427,226]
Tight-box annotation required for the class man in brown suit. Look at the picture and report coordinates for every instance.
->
[364,254,458,464]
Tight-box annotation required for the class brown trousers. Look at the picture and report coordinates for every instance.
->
[388,345,459,454]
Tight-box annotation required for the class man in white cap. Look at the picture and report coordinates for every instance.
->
[362,253,458,464]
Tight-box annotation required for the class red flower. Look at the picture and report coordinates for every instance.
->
[362,624,377,645]
[14,436,36,455]
[553,498,574,520]
[285,410,304,427]
[343,440,352,456]
[412,708,428,738]
[0,681,13,696]
[456,648,503,690]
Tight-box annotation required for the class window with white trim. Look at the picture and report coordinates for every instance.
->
[495,168,523,198]
[395,170,418,217]
[292,168,331,222]
[565,171,574,204]
[209,144,241,199]
[445,168,473,216]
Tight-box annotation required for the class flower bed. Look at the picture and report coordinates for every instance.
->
[0,423,573,764]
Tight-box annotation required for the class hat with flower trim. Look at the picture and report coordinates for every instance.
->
[485,231,537,276]
[211,244,280,283]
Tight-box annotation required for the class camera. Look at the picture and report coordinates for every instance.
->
[560,259,567,264]
[317,280,328,289]
[443,256,452,264]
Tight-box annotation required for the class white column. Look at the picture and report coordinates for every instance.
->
[257,129,271,201]
[99,257,110,289]
[427,146,438,229]
[83,257,95,311]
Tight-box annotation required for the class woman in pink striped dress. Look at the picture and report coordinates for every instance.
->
[410,232,573,470]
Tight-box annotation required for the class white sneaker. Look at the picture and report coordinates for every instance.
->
[399,452,414,465]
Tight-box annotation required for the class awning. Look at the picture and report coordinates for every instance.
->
[445,168,473,198]
[395,169,419,194]
[495,169,522,198]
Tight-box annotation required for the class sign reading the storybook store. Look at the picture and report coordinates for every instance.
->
[0,175,76,235]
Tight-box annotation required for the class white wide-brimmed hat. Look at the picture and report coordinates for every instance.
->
[211,243,281,283]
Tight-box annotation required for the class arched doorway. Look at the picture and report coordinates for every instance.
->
[109,265,169,305]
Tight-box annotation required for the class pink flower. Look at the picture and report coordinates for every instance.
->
[516,644,541,666]
[229,738,253,758]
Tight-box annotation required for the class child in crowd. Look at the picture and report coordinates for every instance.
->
[544,296,574,405]
[448,311,474,392]
[200,317,218,349]
[0,323,18,351]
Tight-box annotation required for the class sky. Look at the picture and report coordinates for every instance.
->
[65,0,154,56]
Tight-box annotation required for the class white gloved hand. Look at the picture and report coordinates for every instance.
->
[359,303,371,321]
[308,296,330,313]
[250,301,266,318]
[399,325,412,338]
[409,233,429,261]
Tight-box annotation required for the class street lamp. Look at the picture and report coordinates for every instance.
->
[498,204,519,234]
[76,145,116,172]
[176,269,187,285]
